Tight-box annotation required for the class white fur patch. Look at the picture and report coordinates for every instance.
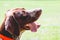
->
[5,17,9,30]
[6,9,13,17]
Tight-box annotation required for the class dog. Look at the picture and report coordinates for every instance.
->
[0,8,42,40]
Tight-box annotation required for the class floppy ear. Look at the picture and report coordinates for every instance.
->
[0,16,13,32]
[5,15,20,35]
[5,16,15,33]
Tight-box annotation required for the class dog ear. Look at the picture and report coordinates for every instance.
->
[6,15,19,32]
[5,16,17,34]
[0,15,12,32]
[5,15,20,36]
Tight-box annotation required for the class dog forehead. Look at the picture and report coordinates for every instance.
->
[6,8,25,17]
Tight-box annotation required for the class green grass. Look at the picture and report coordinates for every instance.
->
[0,1,60,40]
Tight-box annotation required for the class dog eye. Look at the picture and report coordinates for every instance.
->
[16,12,22,17]
[13,12,20,15]
[17,12,20,14]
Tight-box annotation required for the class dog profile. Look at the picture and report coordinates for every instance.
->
[0,8,42,40]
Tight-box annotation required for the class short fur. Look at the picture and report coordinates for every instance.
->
[0,8,42,40]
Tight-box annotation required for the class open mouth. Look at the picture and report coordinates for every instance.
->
[25,22,40,32]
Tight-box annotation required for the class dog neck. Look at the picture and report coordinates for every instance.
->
[0,16,25,39]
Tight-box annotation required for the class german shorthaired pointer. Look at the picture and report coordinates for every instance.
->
[0,8,42,40]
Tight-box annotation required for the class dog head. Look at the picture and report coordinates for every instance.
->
[5,8,42,32]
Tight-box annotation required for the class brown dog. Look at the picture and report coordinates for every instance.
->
[0,8,42,40]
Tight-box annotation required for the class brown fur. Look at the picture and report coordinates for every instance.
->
[0,8,42,40]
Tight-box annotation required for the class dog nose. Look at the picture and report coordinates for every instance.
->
[34,9,42,18]
[33,9,42,17]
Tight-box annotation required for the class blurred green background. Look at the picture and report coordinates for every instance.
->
[0,0,60,40]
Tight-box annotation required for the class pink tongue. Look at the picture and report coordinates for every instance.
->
[29,23,39,32]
